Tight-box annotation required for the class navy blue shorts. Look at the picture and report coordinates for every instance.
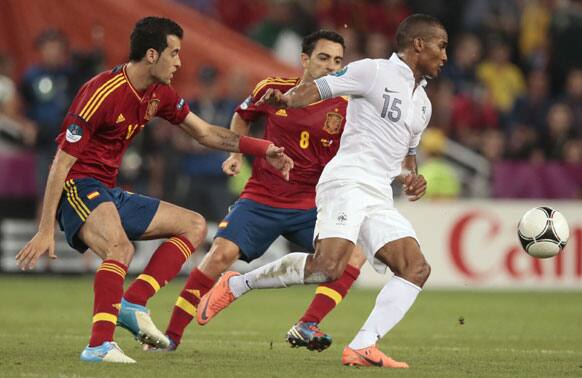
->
[56,178,160,253]
[215,198,316,262]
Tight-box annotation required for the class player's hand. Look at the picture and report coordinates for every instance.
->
[15,230,57,270]
[402,173,427,201]
[222,153,243,176]
[265,144,294,181]
[255,88,290,108]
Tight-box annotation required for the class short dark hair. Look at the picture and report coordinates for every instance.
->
[129,17,183,62]
[302,30,345,56]
[395,14,445,52]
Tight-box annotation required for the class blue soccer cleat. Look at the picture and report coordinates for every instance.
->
[117,298,170,349]
[286,321,332,352]
[80,341,136,363]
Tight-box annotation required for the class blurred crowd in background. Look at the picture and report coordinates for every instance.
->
[0,0,581,223]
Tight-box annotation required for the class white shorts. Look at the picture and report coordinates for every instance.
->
[314,180,418,273]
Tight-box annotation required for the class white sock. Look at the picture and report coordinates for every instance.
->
[349,276,421,350]
[229,252,308,298]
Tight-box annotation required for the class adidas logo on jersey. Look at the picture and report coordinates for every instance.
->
[116,113,126,123]
[275,109,288,117]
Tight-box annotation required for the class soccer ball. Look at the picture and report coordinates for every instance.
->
[517,207,569,258]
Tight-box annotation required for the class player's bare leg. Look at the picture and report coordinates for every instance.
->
[197,238,242,280]
[155,237,241,349]
[120,201,206,349]
[197,237,354,325]
[287,246,366,351]
[78,202,136,363]
[343,237,430,368]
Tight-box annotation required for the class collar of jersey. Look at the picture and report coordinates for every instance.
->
[122,64,144,102]
[388,53,427,89]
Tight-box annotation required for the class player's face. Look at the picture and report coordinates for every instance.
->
[302,39,344,80]
[152,34,182,84]
[418,27,448,79]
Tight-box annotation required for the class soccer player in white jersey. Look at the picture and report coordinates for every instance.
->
[198,14,448,368]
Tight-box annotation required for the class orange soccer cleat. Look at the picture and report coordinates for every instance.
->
[342,345,409,368]
[197,271,240,325]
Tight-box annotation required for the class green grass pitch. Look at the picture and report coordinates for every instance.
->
[1,275,581,377]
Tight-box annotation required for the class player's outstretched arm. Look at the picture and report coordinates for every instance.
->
[256,82,321,109]
[222,113,250,176]
[16,149,77,270]
[179,112,293,180]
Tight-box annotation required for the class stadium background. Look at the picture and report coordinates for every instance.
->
[0,0,581,289]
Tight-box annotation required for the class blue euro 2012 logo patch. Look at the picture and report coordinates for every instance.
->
[65,124,83,143]
[240,96,252,110]
[176,98,185,111]
[330,66,348,77]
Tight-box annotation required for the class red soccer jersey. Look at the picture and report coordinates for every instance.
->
[237,77,347,209]
[56,64,190,187]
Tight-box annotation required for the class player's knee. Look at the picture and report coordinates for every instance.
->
[420,260,431,285]
[405,257,431,287]
[348,247,367,268]
[202,239,240,274]
[208,249,237,270]
[106,239,135,265]
[182,211,207,247]
[313,258,344,281]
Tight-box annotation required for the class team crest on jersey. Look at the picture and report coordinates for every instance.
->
[145,99,160,120]
[323,111,343,135]
[65,124,83,143]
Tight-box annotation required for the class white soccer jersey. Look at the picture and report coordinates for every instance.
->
[314,54,432,193]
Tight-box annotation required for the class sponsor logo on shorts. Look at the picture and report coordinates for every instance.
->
[65,124,83,143]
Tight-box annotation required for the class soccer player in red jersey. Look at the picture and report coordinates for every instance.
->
[155,30,366,352]
[15,16,292,364]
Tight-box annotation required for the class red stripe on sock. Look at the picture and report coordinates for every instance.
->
[166,268,215,346]
[89,259,127,347]
[300,264,360,324]
[124,236,194,306]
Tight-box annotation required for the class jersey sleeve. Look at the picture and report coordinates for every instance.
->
[235,95,263,122]
[235,77,277,122]
[56,81,105,157]
[156,85,190,124]
[236,77,299,122]
[315,59,378,99]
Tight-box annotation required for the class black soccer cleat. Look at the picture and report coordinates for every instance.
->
[286,321,332,352]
